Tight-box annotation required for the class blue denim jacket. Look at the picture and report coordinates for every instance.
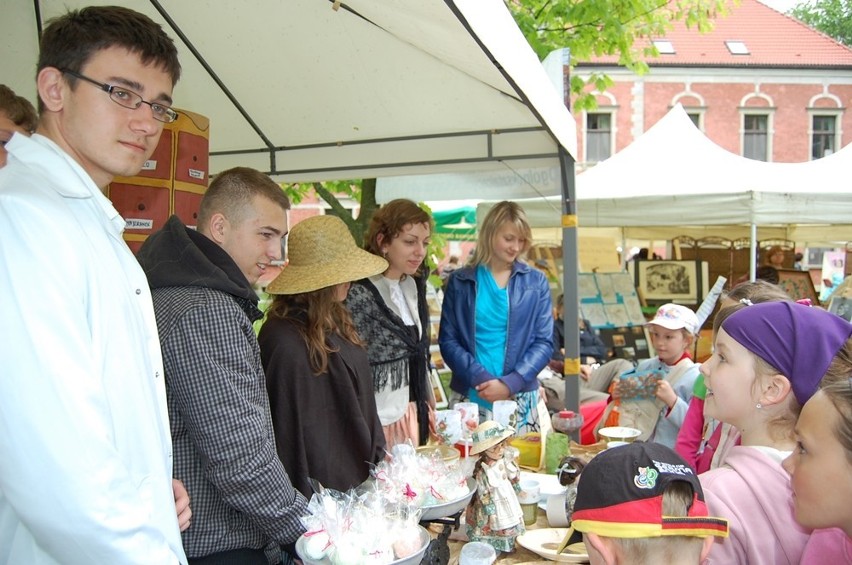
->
[439,261,554,396]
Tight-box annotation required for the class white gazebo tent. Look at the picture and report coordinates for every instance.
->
[2,0,586,411]
[477,104,852,275]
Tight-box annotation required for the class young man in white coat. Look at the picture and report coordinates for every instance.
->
[0,7,189,564]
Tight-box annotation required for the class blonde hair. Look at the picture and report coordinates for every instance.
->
[266,287,363,375]
[819,340,852,464]
[470,201,533,266]
[607,482,704,563]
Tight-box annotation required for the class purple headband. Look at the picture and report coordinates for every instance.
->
[722,302,852,405]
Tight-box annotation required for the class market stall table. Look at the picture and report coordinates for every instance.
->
[437,505,587,564]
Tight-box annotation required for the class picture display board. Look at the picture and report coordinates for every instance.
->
[579,272,651,361]
[579,272,646,329]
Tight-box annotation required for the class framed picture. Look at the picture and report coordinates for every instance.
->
[431,368,449,409]
[632,260,708,305]
[827,296,852,322]
[777,269,820,305]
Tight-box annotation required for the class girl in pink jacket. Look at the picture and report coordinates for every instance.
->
[698,302,852,564]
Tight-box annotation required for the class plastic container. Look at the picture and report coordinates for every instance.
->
[551,410,584,434]
[459,541,497,565]
[509,433,542,468]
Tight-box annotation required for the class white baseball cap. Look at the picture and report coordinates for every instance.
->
[646,304,699,335]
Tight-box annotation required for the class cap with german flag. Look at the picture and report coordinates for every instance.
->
[572,442,728,539]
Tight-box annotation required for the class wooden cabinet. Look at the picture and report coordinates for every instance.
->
[107,109,210,251]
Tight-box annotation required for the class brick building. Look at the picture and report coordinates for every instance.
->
[572,0,852,170]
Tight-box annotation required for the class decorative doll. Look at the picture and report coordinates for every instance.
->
[465,421,524,552]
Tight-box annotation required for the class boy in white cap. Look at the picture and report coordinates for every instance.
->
[597,304,701,448]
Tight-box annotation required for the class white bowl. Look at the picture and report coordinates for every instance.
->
[419,477,476,521]
[295,525,430,565]
[597,426,642,442]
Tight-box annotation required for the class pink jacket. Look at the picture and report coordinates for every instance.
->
[700,446,810,565]
[800,528,852,564]
[675,396,704,468]
[675,397,725,473]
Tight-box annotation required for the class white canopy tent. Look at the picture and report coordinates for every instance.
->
[2,0,576,181]
[476,105,852,251]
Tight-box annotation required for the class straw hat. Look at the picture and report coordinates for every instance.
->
[266,215,388,294]
[470,420,515,455]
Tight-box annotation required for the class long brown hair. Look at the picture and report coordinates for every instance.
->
[266,286,363,375]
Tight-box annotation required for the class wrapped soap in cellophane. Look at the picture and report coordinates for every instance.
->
[299,485,424,564]
[370,442,469,509]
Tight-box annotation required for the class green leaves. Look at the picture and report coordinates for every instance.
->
[506,0,726,109]
[791,0,852,46]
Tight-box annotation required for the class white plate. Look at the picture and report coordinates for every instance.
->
[516,528,589,563]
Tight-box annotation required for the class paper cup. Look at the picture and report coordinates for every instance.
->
[517,479,541,504]
[519,478,541,525]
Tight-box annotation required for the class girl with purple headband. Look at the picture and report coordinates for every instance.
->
[698,301,852,565]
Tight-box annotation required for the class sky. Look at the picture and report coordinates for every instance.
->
[758,0,802,13]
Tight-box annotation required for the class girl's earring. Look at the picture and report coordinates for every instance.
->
[755,402,762,409]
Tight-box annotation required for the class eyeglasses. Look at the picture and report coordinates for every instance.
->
[60,69,178,124]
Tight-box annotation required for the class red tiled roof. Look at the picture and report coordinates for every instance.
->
[578,0,852,68]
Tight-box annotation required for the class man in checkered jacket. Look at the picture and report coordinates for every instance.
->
[138,167,307,564]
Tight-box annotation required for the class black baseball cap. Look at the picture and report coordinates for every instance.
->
[572,442,728,539]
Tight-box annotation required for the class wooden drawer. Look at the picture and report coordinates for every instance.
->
[109,183,171,234]
[174,131,209,186]
[174,189,204,229]
[135,130,173,181]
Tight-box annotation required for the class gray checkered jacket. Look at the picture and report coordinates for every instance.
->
[139,216,308,562]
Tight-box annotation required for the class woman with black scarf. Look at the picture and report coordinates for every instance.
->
[346,199,436,449]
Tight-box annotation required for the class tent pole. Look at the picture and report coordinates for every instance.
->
[750,223,757,281]
[559,148,581,428]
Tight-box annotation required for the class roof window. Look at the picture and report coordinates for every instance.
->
[653,40,676,54]
[725,40,750,55]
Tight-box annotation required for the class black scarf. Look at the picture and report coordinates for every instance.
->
[352,274,432,445]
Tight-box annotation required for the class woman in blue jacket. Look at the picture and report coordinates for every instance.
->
[439,201,554,433]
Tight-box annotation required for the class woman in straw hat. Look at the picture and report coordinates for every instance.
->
[345,199,436,450]
[259,215,388,498]
[466,420,524,552]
